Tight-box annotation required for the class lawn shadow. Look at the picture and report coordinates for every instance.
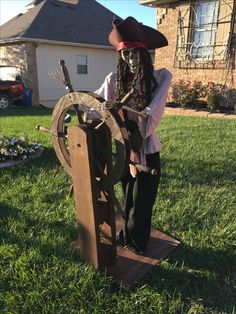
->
[0,203,20,220]
[0,203,22,244]
[0,107,53,117]
[141,243,236,313]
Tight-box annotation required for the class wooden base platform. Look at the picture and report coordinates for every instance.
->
[106,216,180,287]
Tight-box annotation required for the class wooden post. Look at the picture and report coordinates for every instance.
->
[67,124,117,269]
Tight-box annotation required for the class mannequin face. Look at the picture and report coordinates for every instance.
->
[121,47,139,73]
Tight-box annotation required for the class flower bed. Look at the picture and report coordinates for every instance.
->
[171,80,235,113]
[0,134,42,163]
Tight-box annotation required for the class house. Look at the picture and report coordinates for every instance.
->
[140,0,236,108]
[0,0,120,107]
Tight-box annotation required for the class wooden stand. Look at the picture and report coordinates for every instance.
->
[107,215,180,287]
[67,124,179,285]
[67,124,117,269]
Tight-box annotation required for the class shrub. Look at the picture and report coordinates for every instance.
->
[207,82,235,111]
[172,80,206,108]
[206,93,219,111]
[205,82,221,111]
[0,134,42,162]
[172,80,236,112]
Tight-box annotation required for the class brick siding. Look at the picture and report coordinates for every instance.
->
[154,1,236,109]
[0,42,39,106]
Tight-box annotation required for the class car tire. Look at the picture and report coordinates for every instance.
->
[0,94,12,109]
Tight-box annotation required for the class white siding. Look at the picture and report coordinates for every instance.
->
[36,44,117,107]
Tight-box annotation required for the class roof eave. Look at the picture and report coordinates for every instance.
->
[139,0,179,7]
[0,37,114,49]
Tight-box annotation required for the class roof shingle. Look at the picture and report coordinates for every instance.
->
[0,0,120,46]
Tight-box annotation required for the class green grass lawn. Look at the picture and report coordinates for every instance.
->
[0,108,235,314]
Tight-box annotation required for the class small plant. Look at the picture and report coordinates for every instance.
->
[0,134,42,162]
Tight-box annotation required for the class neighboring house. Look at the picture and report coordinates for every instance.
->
[0,0,120,107]
[140,0,236,107]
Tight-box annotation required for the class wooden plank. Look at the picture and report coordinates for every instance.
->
[106,216,180,287]
[68,125,101,268]
[68,125,117,269]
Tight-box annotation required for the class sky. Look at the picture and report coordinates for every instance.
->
[0,0,156,28]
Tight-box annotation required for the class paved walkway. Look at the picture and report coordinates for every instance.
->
[164,107,236,119]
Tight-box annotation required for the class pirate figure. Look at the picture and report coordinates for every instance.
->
[95,17,172,254]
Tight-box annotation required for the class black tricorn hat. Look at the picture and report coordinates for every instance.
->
[108,16,168,51]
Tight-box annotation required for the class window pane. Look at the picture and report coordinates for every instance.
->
[195,1,219,28]
[77,55,87,74]
[78,55,87,66]
[193,31,202,43]
[193,31,215,46]
[77,65,87,74]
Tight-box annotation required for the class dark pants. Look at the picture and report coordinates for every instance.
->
[120,152,161,251]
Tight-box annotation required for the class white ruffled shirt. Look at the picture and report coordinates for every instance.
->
[94,68,172,164]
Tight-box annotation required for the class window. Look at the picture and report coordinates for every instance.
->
[191,1,219,60]
[77,55,87,74]
[174,0,231,68]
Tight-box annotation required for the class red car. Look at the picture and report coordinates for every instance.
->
[0,80,24,109]
[0,66,24,109]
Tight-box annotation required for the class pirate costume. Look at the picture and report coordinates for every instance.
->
[95,17,172,254]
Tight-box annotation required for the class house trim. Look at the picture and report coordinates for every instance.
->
[0,38,114,50]
[139,0,178,7]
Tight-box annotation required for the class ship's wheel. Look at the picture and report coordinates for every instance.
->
[51,91,130,186]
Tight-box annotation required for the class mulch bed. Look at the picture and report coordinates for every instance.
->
[165,106,236,119]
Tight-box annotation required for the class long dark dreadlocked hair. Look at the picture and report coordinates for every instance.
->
[116,48,157,111]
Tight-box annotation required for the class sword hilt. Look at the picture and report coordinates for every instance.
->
[60,60,74,93]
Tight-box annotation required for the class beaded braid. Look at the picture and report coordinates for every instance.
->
[116,48,157,111]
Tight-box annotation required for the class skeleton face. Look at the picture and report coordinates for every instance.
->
[121,47,139,73]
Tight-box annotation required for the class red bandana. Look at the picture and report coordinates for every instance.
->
[116,41,148,51]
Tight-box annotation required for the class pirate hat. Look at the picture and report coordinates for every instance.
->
[108,16,168,51]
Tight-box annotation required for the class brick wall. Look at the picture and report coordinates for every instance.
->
[154,1,236,108]
[0,42,39,106]
[25,43,40,107]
